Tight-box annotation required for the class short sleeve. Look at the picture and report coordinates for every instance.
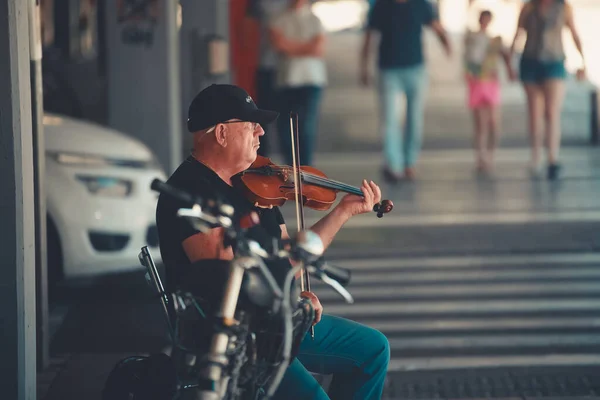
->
[421,0,437,25]
[174,208,200,243]
[156,175,220,246]
[367,0,384,31]
[155,192,199,246]
[273,206,285,225]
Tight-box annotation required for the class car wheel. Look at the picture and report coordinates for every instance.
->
[47,216,63,299]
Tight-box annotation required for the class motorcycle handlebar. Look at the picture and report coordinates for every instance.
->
[314,258,351,287]
[151,179,197,206]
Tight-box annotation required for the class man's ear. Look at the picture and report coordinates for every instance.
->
[215,124,227,147]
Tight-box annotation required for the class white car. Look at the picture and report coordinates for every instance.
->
[44,113,166,284]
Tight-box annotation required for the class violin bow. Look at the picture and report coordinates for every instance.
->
[289,112,315,340]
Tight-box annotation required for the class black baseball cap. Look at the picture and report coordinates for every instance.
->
[187,84,279,132]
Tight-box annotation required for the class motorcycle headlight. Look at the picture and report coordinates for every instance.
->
[76,175,133,197]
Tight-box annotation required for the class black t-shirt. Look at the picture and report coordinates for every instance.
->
[155,156,289,293]
[368,0,436,68]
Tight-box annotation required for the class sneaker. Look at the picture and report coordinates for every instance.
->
[382,167,402,183]
[547,163,562,180]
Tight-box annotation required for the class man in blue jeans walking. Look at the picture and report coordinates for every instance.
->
[156,84,390,400]
[361,0,451,182]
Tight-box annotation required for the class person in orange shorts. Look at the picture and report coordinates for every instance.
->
[464,10,515,173]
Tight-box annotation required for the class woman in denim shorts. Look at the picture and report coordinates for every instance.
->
[510,0,586,180]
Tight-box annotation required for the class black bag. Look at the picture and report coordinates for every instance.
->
[102,353,177,400]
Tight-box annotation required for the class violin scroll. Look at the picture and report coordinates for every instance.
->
[373,199,394,218]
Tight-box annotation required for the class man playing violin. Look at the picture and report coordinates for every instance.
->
[156,84,390,400]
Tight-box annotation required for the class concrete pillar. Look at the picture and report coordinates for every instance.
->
[30,0,49,371]
[104,0,182,174]
[0,0,37,399]
[180,0,231,151]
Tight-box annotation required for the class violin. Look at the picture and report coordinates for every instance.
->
[233,112,393,339]
[232,155,394,218]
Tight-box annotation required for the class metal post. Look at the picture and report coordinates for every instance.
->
[0,0,37,398]
[30,0,49,371]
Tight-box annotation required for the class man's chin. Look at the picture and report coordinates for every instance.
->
[245,153,259,168]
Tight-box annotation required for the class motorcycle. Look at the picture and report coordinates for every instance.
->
[102,179,353,400]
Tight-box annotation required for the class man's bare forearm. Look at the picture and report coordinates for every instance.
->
[309,206,351,251]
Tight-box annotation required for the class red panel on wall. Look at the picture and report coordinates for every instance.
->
[230,0,259,99]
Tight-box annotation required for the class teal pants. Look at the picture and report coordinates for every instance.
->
[272,314,390,400]
[378,64,428,173]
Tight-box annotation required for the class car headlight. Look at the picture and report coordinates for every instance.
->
[50,151,155,169]
[53,152,110,166]
[76,175,133,197]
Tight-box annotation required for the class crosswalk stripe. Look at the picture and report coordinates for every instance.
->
[336,267,600,284]
[325,298,600,316]
[386,334,600,350]
[314,281,600,301]
[322,253,600,270]
[387,354,600,372]
[354,317,600,334]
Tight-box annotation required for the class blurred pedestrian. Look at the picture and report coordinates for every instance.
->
[509,0,587,180]
[243,0,291,157]
[464,10,515,173]
[360,0,451,183]
[269,0,326,166]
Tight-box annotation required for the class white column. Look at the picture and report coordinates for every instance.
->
[105,0,182,174]
[0,0,37,399]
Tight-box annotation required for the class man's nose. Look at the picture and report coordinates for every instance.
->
[255,124,265,136]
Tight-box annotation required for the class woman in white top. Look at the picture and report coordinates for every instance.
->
[269,0,327,166]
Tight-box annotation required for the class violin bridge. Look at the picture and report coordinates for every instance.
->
[254,201,273,209]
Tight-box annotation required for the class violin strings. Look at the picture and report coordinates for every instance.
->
[301,173,364,196]
[267,165,364,195]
